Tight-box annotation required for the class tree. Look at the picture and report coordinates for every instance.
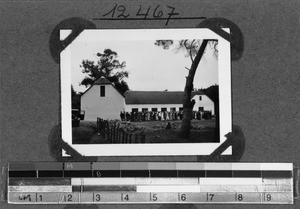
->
[202,84,219,140]
[71,85,81,109]
[80,49,129,94]
[155,39,218,139]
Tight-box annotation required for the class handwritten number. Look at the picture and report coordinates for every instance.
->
[136,5,151,19]
[166,6,179,25]
[153,5,163,18]
[103,4,129,18]
[103,4,117,17]
[102,4,179,25]
[117,5,129,18]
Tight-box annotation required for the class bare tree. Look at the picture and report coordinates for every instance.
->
[155,39,218,139]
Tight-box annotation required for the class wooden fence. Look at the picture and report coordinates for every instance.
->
[97,118,146,144]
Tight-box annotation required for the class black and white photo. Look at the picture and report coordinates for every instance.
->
[61,29,231,156]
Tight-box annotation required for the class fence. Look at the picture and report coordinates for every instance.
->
[97,118,146,144]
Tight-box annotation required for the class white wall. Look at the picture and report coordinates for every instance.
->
[81,87,215,121]
[125,95,214,115]
[81,85,125,121]
[192,95,215,115]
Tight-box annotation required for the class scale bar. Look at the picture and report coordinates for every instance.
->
[7,162,294,204]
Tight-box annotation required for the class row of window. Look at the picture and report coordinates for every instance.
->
[131,107,204,112]
[100,86,204,112]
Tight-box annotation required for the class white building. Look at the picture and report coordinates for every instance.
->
[81,77,215,121]
[81,77,125,121]
[124,91,214,114]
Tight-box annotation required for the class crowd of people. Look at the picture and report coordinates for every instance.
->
[120,110,213,122]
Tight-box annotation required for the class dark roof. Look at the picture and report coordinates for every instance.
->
[94,76,111,85]
[124,91,205,105]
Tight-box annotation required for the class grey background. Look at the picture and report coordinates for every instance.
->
[0,0,299,208]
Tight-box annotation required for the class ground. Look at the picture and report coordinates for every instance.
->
[72,121,105,144]
[72,119,218,144]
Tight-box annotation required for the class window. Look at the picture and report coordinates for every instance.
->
[198,107,204,111]
[100,86,105,97]
[142,108,148,112]
[161,108,167,112]
[199,96,202,100]
[151,108,158,112]
[132,108,138,112]
[170,107,176,111]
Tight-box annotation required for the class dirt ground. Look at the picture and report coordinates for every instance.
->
[73,119,218,144]
[72,121,107,144]
[130,119,218,143]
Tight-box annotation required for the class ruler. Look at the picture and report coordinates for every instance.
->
[7,162,294,204]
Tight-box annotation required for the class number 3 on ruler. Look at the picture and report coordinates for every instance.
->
[94,193,101,201]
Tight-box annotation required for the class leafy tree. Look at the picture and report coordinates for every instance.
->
[80,49,129,94]
[202,84,219,140]
[155,39,218,139]
[71,85,81,109]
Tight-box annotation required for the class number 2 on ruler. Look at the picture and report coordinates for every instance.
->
[63,194,72,202]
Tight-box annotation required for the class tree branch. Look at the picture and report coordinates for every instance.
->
[189,52,194,62]
[184,40,195,62]
[185,40,209,92]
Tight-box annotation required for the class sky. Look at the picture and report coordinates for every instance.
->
[70,39,218,93]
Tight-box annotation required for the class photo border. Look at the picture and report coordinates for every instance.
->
[61,28,231,156]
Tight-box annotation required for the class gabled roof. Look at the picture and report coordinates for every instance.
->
[93,76,111,85]
[124,91,205,105]
[81,76,125,98]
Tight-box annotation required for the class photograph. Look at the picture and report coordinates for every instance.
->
[61,29,231,156]
[1,0,299,207]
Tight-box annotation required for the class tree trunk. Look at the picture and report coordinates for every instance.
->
[179,40,209,139]
[214,100,220,142]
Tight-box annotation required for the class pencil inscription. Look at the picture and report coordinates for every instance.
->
[100,4,180,25]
